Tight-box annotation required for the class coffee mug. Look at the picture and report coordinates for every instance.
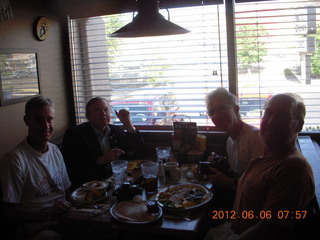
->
[164,162,181,183]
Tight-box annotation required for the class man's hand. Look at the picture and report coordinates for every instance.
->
[208,167,233,188]
[115,109,131,125]
[115,109,136,133]
[207,152,217,162]
[52,200,72,214]
[108,148,126,161]
[97,148,125,165]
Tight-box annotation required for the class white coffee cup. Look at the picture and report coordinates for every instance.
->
[164,162,181,183]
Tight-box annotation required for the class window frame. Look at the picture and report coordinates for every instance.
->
[68,0,320,134]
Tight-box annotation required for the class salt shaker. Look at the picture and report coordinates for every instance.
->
[158,160,165,177]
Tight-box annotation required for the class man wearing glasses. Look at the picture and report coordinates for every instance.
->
[205,87,264,190]
[205,93,315,240]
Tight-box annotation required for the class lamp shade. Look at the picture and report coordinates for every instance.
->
[109,0,190,38]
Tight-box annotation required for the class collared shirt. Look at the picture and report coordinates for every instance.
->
[90,124,111,154]
[231,149,315,234]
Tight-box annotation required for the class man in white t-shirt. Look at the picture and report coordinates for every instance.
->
[0,96,72,239]
[205,88,264,189]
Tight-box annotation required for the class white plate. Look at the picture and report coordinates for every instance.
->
[110,201,162,224]
[155,183,213,211]
[82,180,108,191]
[71,188,107,204]
[71,184,114,205]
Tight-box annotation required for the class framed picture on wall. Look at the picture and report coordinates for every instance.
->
[0,49,40,106]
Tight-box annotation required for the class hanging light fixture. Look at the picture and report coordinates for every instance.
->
[109,0,190,38]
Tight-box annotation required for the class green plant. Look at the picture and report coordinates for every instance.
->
[311,25,320,78]
[146,58,170,87]
[236,23,268,69]
[104,15,123,63]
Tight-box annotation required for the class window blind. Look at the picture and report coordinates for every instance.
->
[69,0,320,131]
[235,0,320,130]
[68,4,228,128]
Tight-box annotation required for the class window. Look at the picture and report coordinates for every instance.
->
[69,4,227,129]
[0,50,40,105]
[68,0,320,131]
[235,0,320,130]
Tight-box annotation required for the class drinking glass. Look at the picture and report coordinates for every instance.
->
[141,161,158,195]
[111,160,128,189]
[156,146,171,163]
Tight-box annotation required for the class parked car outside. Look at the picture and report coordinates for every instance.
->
[111,100,165,125]
[239,93,271,127]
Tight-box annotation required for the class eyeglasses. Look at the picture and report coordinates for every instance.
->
[262,111,298,123]
[207,105,231,117]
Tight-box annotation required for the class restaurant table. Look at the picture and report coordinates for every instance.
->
[62,163,222,240]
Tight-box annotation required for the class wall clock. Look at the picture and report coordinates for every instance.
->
[34,16,49,41]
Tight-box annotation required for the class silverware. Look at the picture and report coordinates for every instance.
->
[163,214,192,221]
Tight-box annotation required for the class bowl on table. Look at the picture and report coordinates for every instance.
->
[71,181,111,204]
[81,181,108,200]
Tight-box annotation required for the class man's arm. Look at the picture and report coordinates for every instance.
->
[2,201,72,224]
[110,125,145,159]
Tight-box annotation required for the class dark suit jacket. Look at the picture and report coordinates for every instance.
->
[62,122,144,190]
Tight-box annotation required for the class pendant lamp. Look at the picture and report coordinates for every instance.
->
[109,0,190,38]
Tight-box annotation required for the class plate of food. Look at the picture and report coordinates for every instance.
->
[71,180,112,204]
[127,160,146,174]
[110,200,162,224]
[155,183,213,211]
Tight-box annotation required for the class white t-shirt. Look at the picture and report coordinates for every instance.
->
[0,139,71,211]
[226,123,264,174]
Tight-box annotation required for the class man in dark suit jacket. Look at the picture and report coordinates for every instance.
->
[62,97,144,190]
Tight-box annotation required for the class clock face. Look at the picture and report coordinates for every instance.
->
[35,17,49,41]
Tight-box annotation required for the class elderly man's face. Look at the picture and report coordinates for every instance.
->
[260,95,301,149]
[86,99,111,130]
[207,96,239,132]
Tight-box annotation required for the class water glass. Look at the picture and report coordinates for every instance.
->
[111,160,128,188]
[141,161,158,195]
[156,146,171,163]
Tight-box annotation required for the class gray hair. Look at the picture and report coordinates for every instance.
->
[205,87,239,112]
[85,97,110,113]
[287,93,306,122]
[269,93,306,123]
[25,96,53,116]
